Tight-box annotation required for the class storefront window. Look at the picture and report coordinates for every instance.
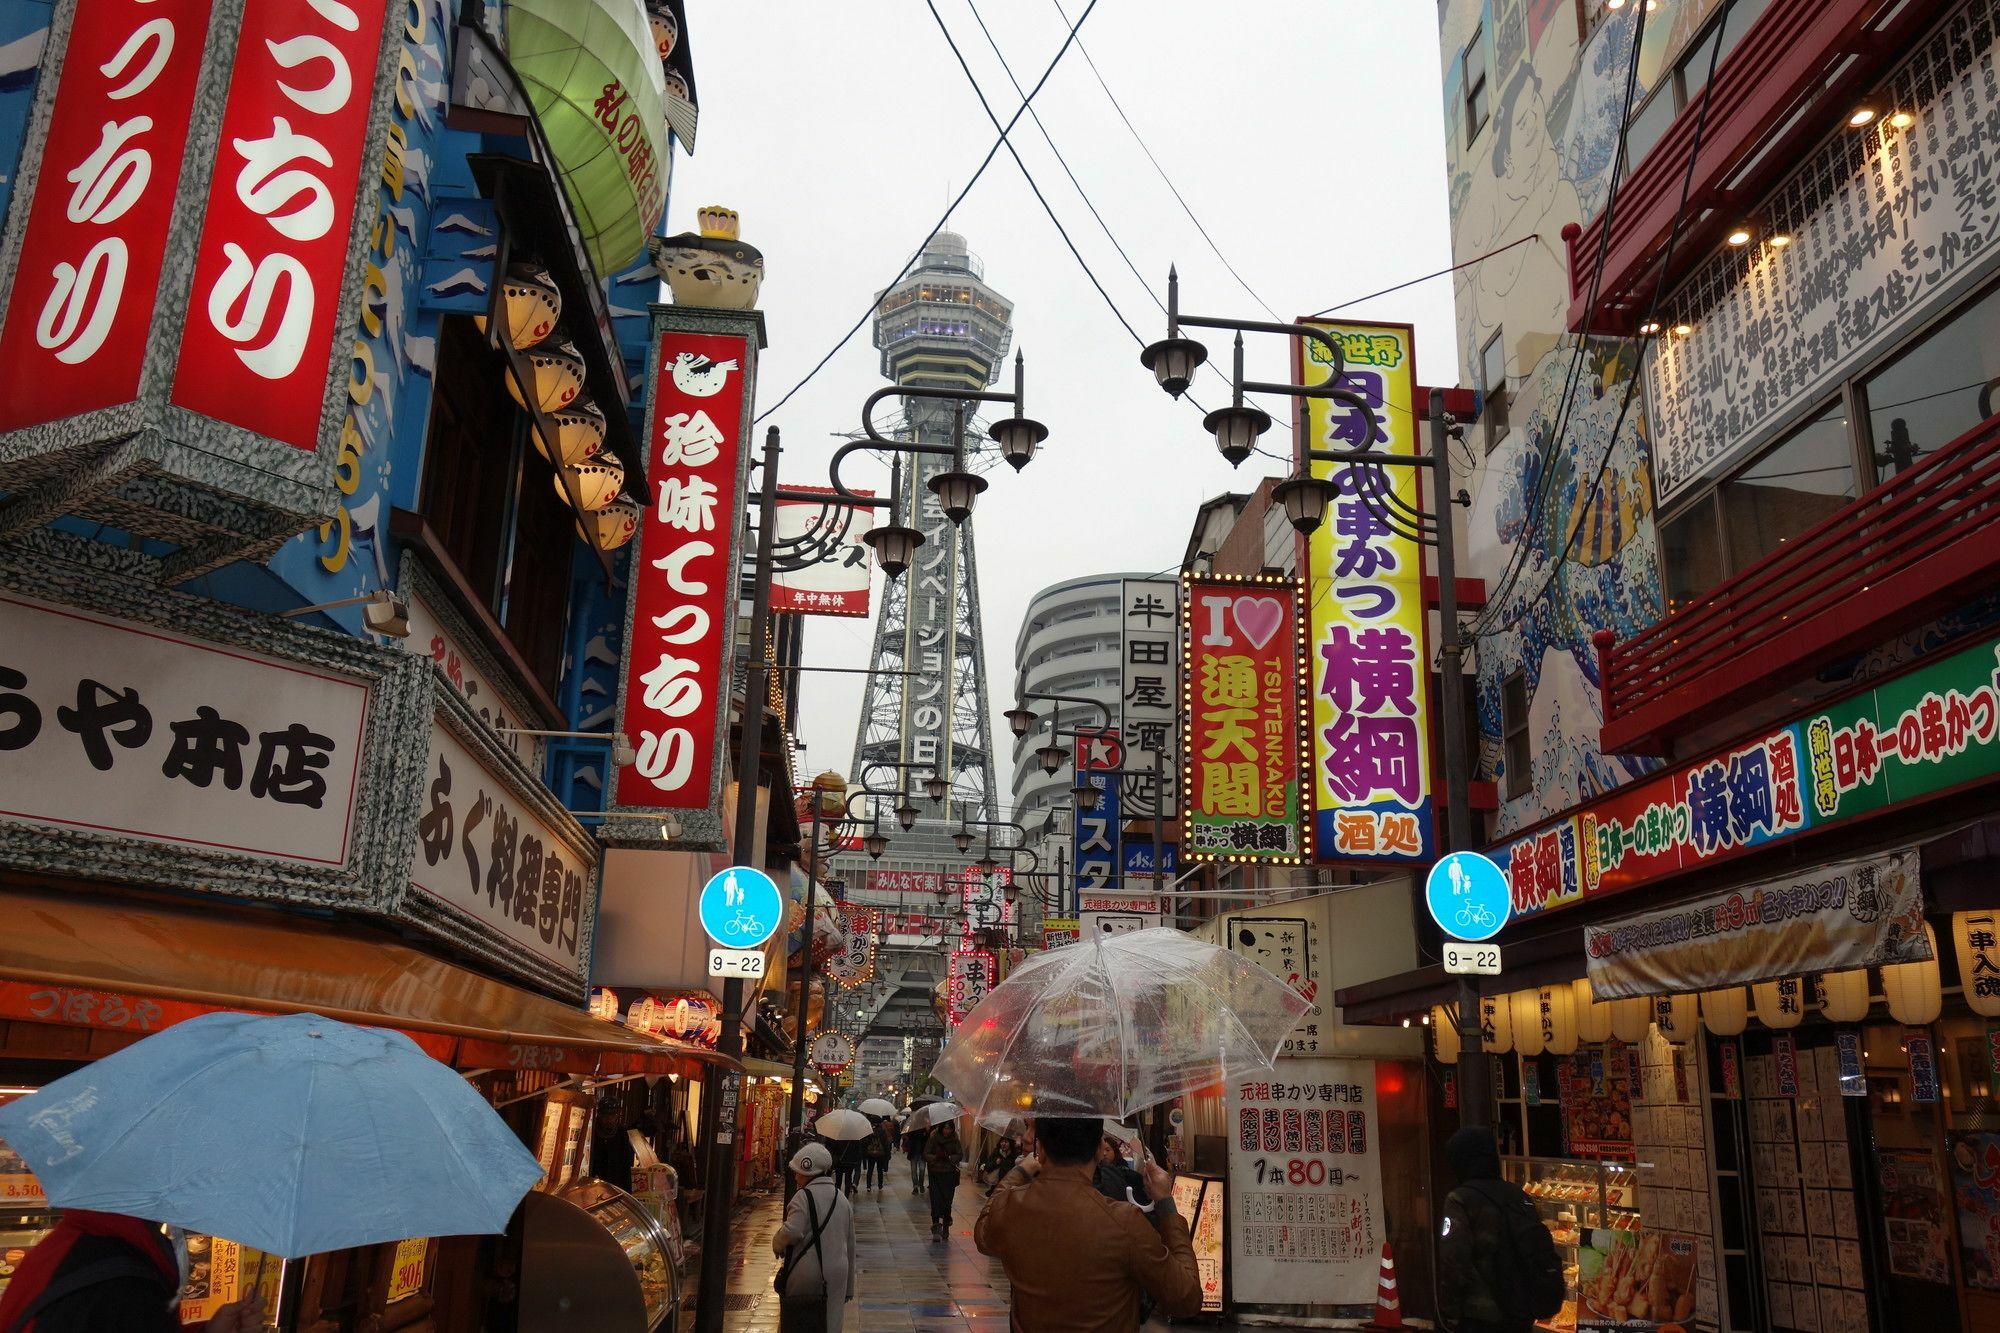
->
[1864,281,2000,480]
[1661,496,1726,613]
[1719,400,1855,573]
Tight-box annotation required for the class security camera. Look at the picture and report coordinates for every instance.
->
[363,590,411,638]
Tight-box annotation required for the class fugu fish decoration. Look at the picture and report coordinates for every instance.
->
[649,205,763,310]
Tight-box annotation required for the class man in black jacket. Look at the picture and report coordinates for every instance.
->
[0,1210,263,1333]
[1437,1127,1564,1333]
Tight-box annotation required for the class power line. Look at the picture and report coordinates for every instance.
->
[1049,0,1281,322]
[925,0,1145,347]
[1308,235,1542,319]
[751,0,1103,426]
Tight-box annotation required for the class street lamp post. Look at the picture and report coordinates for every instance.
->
[1141,272,1487,1127]
[789,771,849,1168]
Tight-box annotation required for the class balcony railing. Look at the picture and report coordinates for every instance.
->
[1563,0,1926,333]
[1598,412,2000,755]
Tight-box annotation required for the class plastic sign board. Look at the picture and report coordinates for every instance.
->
[1426,851,1510,942]
[810,1031,854,1073]
[707,948,766,978]
[1442,942,1503,976]
[699,866,783,949]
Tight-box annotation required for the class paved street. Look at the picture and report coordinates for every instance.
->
[722,1165,1014,1333]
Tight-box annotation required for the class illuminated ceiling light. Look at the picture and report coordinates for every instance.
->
[1768,233,1793,249]
[475,264,562,350]
[556,457,626,512]
[1725,226,1754,247]
[531,399,608,467]
[1888,111,1916,129]
[1672,322,1695,337]
[1606,0,1624,8]
[506,339,586,414]
[1637,321,1662,336]
[1847,105,1879,128]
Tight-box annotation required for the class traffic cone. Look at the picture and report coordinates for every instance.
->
[1364,1241,1403,1329]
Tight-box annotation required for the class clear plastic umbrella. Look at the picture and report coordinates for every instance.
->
[931,928,1309,1121]
[903,1101,962,1131]
[813,1108,874,1141]
[857,1097,898,1118]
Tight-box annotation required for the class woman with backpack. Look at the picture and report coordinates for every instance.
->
[860,1120,893,1192]
[1437,1127,1566,1333]
[772,1143,856,1333]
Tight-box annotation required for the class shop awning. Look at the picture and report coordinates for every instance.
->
[0,884,735,1079]
[505,0,669,277]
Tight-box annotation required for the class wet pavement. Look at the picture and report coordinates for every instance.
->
[720,1162,1012,1332]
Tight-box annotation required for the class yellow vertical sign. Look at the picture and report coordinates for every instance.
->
[1300,321,1435,862]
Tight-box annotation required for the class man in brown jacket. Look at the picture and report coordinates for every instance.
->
[974,1116,1202,1332]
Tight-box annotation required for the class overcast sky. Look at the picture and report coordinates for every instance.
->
[670,1,1457,807]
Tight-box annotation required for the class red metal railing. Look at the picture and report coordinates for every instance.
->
[1563,0,1901,333]
[1599,412,2000,755]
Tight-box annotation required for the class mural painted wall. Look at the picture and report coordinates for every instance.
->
[1439,2,1668,835]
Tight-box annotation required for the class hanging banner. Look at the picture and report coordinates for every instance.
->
[1181,575,1309,863]
[770,486,873,618]
[611,316,756,849]
[826,904,877,986]
[1298,321,1433,863]
[1225,1058,1382,1306]
[946,948,995,1026]
[1074,728,1123,894]
[1120,577,1181,834]
[1583,849,1928,999]
[960,865,1013,934]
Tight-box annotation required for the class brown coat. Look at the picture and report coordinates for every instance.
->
[974,1165,1201,1333]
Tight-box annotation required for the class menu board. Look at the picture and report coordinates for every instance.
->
[1627,1030,1717,1326]
[177,1234,281,1326]
[1879,1149,1951,1283]
[1560,1050,1634,1157]
[1746,1045,1868,1330]
[1171,1175,1225,1313]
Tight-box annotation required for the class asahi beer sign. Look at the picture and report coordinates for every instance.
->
[0,594,367,865]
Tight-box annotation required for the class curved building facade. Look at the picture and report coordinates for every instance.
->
[1010,571,1151,826]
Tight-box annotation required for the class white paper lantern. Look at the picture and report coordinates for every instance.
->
[1573,977,1614,1044]
[579,496,642,551]
[556,458,626,512]
[1653,993,1697,1043]
[1480,994,1513,1054]
[1817,969,1872,1024]
[1752,977,1805,1029]
[473,264,561,349]
[1511,989,1546,1057]
[1609,996,1652,1044]
[1883,923,1943,1026]
[1953,912,2000,1018]
[1432,1005,1461,1064]
[1539,985,1579,1055]
[507,338,586,413]
[1700,987,1748,1036]
[532,399,607,467]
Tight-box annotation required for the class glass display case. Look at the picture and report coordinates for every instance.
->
[560,1180,677,1330]
[1502,1156,1648,1332]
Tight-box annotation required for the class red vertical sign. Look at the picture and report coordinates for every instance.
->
[169,0,391,450]
[616,330,749,812]
[1181,575,1309,861]
[0,0,212,431]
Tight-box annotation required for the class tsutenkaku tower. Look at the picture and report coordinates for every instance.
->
[845,232,1011,857]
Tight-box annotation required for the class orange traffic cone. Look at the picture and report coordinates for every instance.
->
[1364,1241,1403,1329]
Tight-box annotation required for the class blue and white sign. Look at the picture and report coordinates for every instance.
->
[700,866,784,950]
[1426,852,1510,942]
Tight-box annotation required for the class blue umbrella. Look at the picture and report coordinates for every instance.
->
[0,1011,544,1258]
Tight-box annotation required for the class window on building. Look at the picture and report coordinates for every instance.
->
[1623,87,1677,173]
[1660,496,1727,614]
[1718,399,1856,571]
[1863,279,2000,480]
[1479,329,1510,453]
[1623,0,1773,175]
[1463,28,1489,142]
[1501,670,1531,801]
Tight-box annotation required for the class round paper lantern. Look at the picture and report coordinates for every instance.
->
[1752,977,1805,1030]
[1511,990,1546,1058]
[556,458,626,512]
[1432,1006,1461,1064]
[1539,985,1579,1055]
[1480,993,1513,1054]
[579,496,642,551]
[532,399,606,466]
[1700,986,1748,1036]
[1653,993,1697,1044]
[507,338,586,413]
[1609,996,1652,1044]
[474,264,561,350]
[1817,968,1872,1023]
[1953,912,2000,1018]
[1883,923,1943,1025]
[1573,977,1614,1044]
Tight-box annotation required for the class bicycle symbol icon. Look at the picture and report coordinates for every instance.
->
[1455,902,1496,932]
[720,909,766,940]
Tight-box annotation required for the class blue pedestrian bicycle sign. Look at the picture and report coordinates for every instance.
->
[700,866,784,950]
[1426,851,1510,942]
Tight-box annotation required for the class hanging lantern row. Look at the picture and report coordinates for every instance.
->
[1431,942,1953,1064]
[481,263,640,551]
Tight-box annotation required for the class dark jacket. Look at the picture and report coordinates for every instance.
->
[862,1127,893,1162]
[1437,1128,1551,1333]
[924,1127,962,1176]
[902,1126,930,1158]
[1092,1160,1148,1209]
[0,1211,180,1333]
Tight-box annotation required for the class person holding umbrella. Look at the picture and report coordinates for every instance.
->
[860,1119,893,1193]
[902,1120,929,1196]
[0,1211,265,1333]
[921,1118,963,1242]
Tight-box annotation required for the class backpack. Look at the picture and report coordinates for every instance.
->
[1465,1180,1566,1322]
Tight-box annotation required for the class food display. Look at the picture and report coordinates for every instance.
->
[1504,1156,1656,1332]
[1580,1230,1697,1325]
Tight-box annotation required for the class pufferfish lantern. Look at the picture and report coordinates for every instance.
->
[649,205,763,310]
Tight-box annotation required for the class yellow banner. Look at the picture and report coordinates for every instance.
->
[1301,321,1434,862]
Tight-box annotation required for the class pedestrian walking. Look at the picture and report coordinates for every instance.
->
[1437,1126,1566,1333]
[923,1120,963,1241]
[827,1136,862,1197]
[974,1116,1200,1331]
[1092,1136,1147,1208]
[772,1143,857,1333]
[903,1123,930,1195]
[861,1121,892,1192]
[0,1209,264,1333]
